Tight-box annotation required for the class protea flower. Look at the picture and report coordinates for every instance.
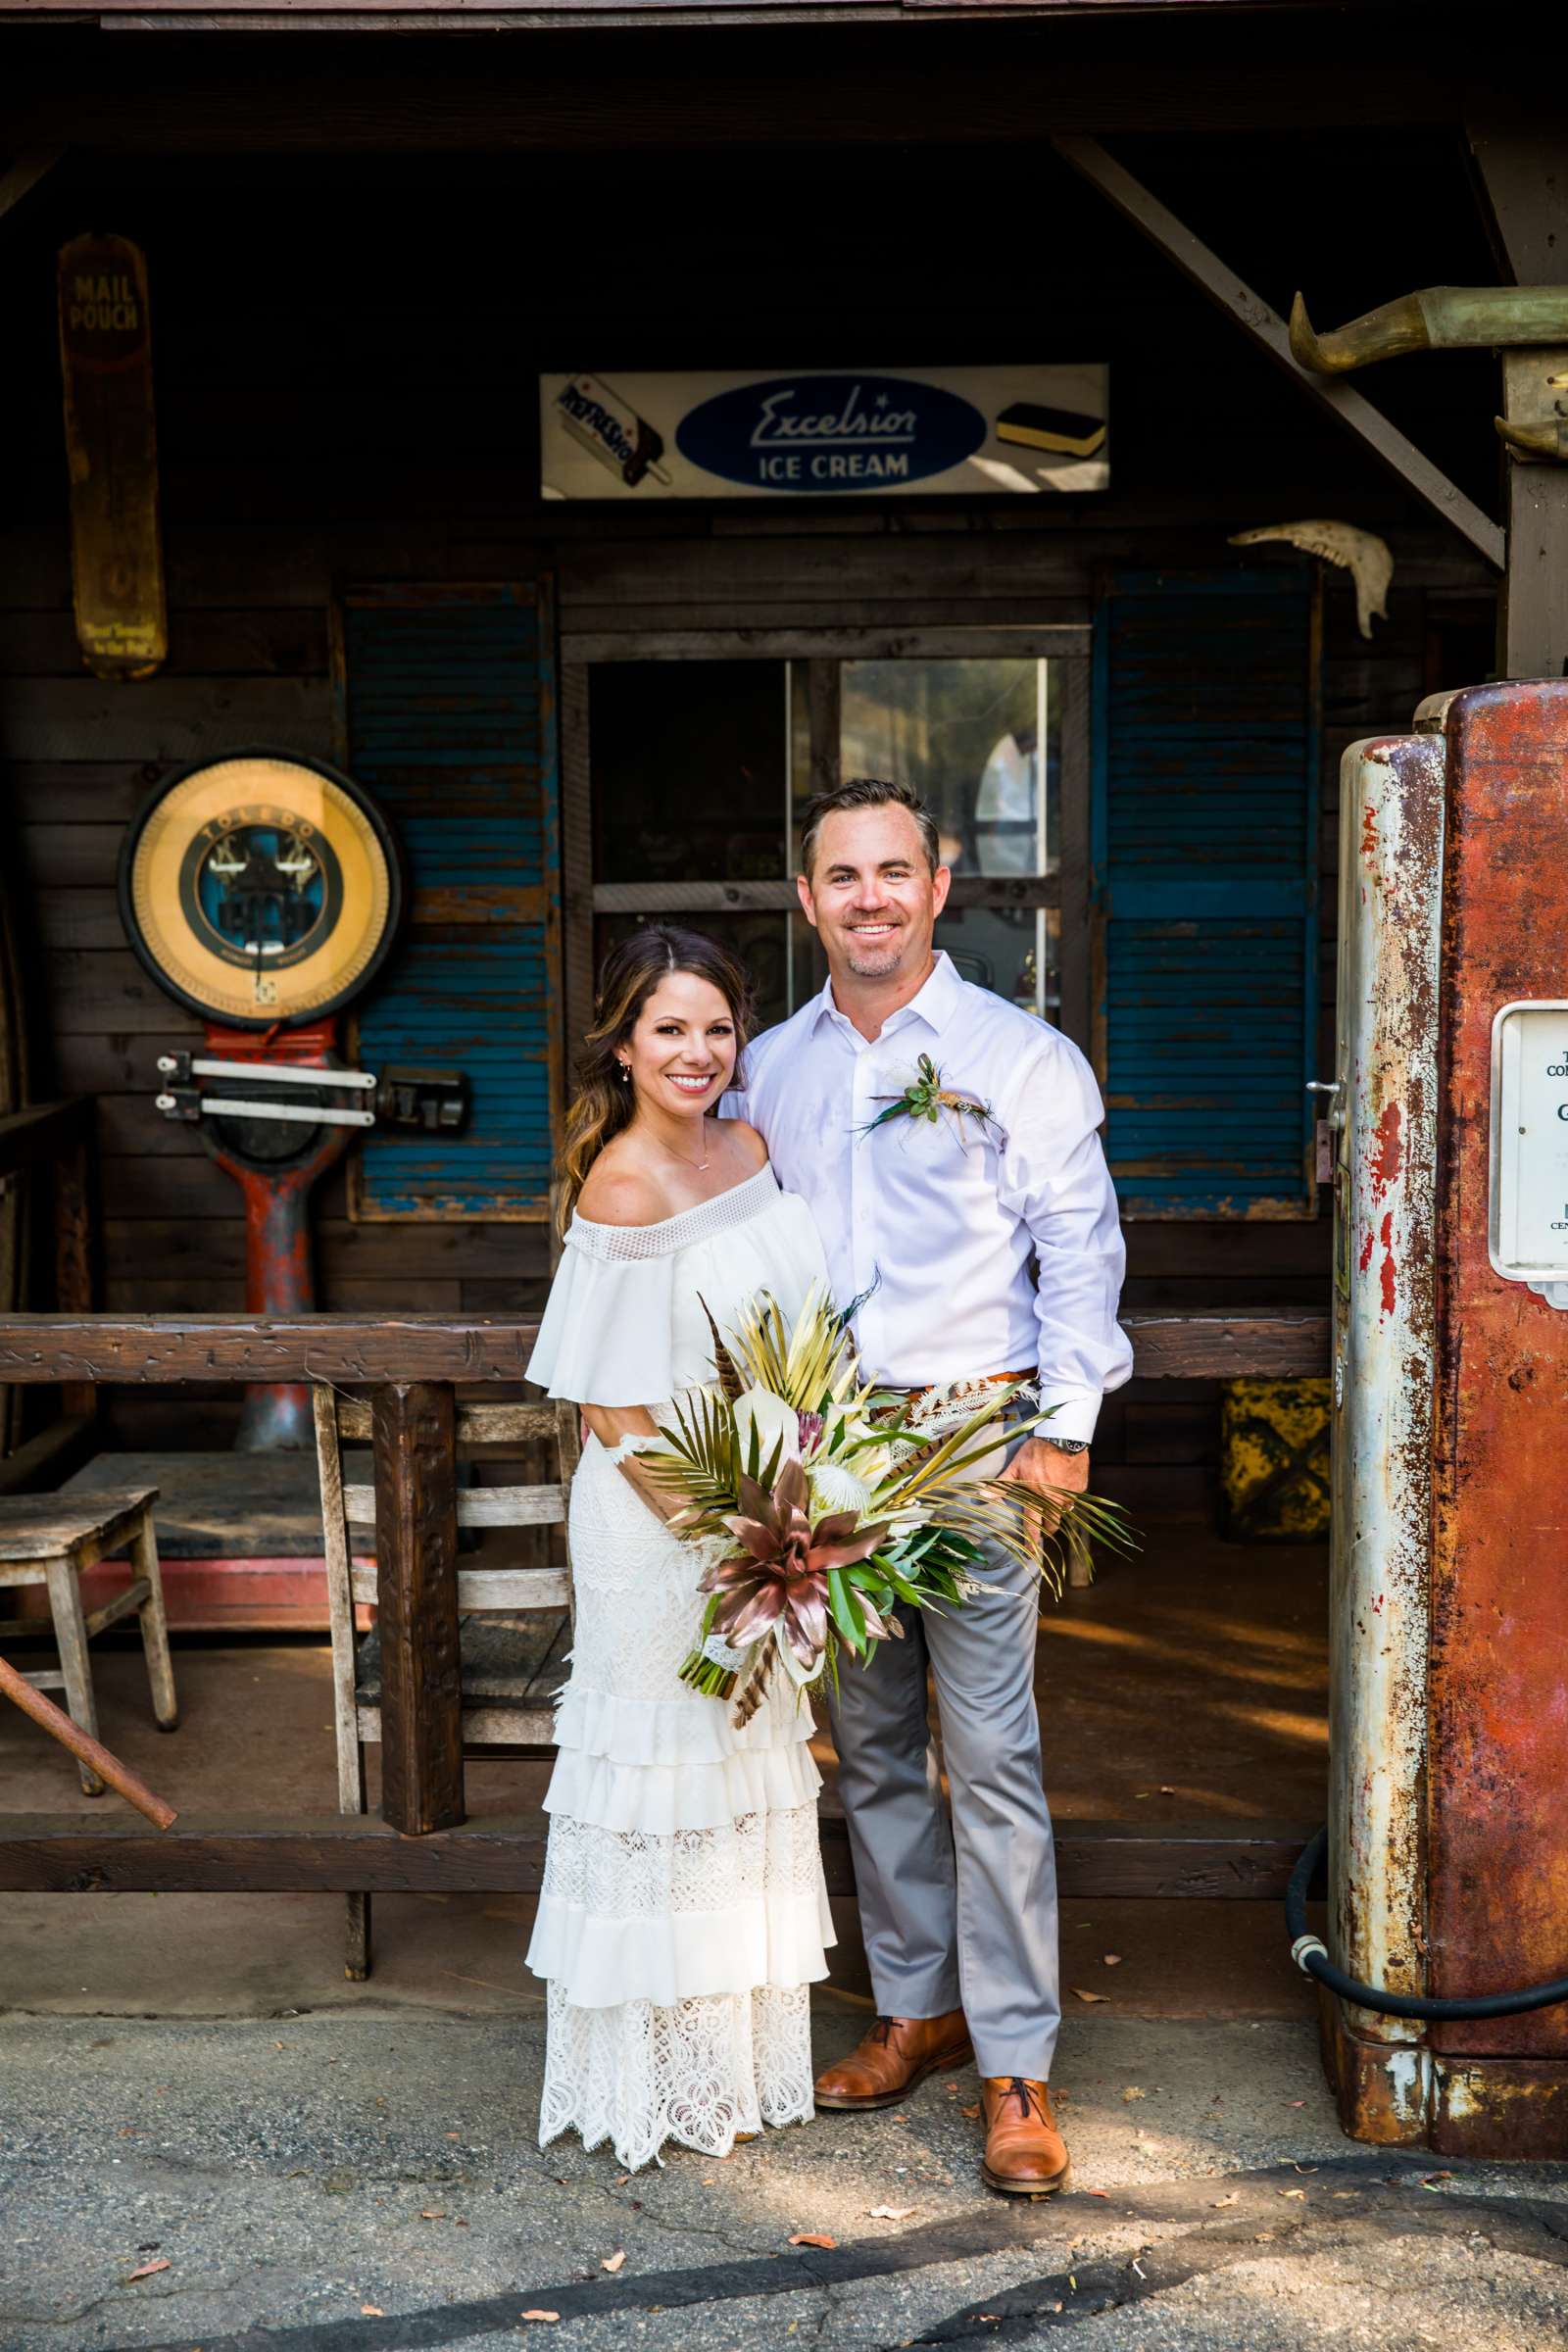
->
[701,1458,893,1674]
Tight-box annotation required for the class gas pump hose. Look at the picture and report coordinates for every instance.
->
[1287,1827,1568,2020]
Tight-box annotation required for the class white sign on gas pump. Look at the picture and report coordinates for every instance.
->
[1490,1000,1568,1306]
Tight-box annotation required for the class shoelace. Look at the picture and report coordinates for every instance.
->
[869,2016,899,2046]
[1003,2076,1044,2123]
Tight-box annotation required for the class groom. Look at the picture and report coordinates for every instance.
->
[729,776,1131,2196]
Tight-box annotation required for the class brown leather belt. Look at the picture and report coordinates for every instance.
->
[885,1367,1035,1412]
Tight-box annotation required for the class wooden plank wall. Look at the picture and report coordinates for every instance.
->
[0,128,1499,1471]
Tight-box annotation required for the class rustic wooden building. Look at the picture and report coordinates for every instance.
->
[0,8,1517,1531]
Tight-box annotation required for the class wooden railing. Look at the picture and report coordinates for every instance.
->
[0,1309,1329,1898]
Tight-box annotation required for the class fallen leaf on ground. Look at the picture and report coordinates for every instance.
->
[1209,2192,1240,2208]
[1121,2086,1146,2102]
[1102,1955,1123,1968]
[361,2308,383,2320]
[601,2251,626,2274]
[124,2260,171,2282]
[519,2314,561,2325]
[961,2104,981,2118]
[1071,1988,1110,2004]
[700,2178,716,2186]
[1158,1785,1176,1793]
[419,2209,446,2221]
[1422,2171,1454,2189]
[446,2132,462,2141]
[1287,2099,1305,2108]
[1279,2188,1306,2200]
[1086,2190,1109,2200]
[1292,2163,1319,2175]
[788,2231,837,2249]
[866,2205,916,2221]
[612,2174,631,2186]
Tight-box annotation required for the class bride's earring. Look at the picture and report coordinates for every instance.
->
[616,1061,630,1084]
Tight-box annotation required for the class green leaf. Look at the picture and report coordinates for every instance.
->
[827,1567,868,1655]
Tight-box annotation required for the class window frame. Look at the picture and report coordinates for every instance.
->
[560,623,1094,1055]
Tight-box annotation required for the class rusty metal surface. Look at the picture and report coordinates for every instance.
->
[1319,1989,1432,2147]
[1329,731,1444,2090]
[1432,680,1568,2060]
[1434,2056,1568,2160]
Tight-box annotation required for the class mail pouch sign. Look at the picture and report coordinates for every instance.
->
[540,366,1109,502]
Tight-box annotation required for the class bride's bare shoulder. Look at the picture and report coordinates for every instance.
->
[722,1119,769,1173]
[575,1153,674,1228]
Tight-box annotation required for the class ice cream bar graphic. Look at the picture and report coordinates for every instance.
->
[556,374,672,489]
[994,403,1106,460]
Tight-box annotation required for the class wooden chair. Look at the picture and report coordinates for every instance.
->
[0,1487,178,1792]
[313,1388,579,1978]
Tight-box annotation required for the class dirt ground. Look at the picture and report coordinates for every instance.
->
[3,1540,1567,2347]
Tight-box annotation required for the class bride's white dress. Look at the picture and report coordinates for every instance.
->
[524,1163,835,2170]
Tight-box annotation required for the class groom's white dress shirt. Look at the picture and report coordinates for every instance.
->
[727,951,1132,1443]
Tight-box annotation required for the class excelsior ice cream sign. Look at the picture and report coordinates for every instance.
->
[540,366,1108,501]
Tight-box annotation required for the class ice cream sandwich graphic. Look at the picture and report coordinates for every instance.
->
[994,402,1106,460]
[556,373,672,489]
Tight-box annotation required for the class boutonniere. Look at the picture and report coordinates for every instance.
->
[860,1054,1006,1148]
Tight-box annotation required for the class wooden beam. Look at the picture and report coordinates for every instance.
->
[0,1810,1318,1899]
[372,1382,464,1837]
[0,1314,541,1385]
[1125,1311,1328,1380]
[0,1309,1328,1384]
[593,876,1062,915]
[0,149,62,232]
[1051,133,1505,572]
[0,1098,89,1181]
[0,1414,95,1497]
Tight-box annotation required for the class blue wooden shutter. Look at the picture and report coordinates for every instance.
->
[335,582,561,1220]
[1092,570,1319,1218]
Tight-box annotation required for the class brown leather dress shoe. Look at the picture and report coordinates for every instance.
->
[980,2077,1070,2196]
[813,2011,973,2111]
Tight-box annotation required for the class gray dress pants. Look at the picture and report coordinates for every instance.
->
[825,1485,1061,2082]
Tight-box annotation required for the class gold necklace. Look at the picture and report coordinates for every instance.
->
[665,1117,710,1173]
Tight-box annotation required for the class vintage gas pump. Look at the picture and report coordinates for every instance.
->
[119,751,467,1450]
[1321,681,1568,2158]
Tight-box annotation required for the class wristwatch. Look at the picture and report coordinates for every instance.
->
[1037,1436,1089,1455]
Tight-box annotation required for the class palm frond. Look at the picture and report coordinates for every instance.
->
[696,1294,744,1402]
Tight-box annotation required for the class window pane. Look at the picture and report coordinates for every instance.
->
[837,658,1061,1020]
[591,660,789,884]
[840,659,1059,877]
[595,909,797,1037]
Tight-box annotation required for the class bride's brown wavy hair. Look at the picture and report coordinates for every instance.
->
[558,925,757,1230]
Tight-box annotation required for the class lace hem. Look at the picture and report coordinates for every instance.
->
[538,1980,815,2173]
[554,1680,816,1768]
[544,1739,822,1836]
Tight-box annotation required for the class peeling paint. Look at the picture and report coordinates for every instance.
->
[1329,732,1444,2121]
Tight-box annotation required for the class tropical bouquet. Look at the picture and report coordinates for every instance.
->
[640,1286,1134,1726]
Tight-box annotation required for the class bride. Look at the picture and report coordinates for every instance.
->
[525,924,835,2171]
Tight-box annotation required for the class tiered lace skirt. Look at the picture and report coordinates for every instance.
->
[527,1425,834,2171]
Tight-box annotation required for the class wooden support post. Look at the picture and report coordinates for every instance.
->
[52,1125,96,1424]
[370,1381,464,1836]
[1467,111,1568,679]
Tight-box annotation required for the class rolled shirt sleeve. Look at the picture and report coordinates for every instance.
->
[996,1038,1134,1444]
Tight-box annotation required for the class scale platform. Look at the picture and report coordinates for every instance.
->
[56,1450,372,1630]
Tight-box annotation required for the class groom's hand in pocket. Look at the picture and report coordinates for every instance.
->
[999,1438,1089,1544]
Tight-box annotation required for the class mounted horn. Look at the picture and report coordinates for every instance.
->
[1494,415,1568,462]
[1291,286,1568,374]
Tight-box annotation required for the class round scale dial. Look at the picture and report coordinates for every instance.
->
[119,751,401,1026]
